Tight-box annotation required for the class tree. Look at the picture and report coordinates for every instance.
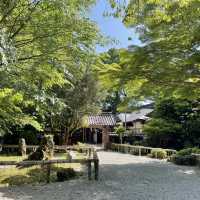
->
[49,69,103,144]
[0,0,104,136]
[98,48,126,113]
[114,125,125,144]
[104,0,200,100]
[144,98,200,149]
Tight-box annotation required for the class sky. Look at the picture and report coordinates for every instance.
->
[90,0,141,53]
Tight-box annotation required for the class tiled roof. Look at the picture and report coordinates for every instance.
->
[88,114,116,126]
[118,109,153,123]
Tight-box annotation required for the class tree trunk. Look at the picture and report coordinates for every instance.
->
[63,126,70,145]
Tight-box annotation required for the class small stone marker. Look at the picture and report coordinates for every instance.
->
[19,138,26,156]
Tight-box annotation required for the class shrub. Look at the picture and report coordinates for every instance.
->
[57,168,76,182]
[192,147,200,154]
[3,130,39,146]
[171,147,200,166]
[177,147,200,156]
[177,148,193,156]
[20,130,39,145]
[172,154,197,166]
[151,149,167,159]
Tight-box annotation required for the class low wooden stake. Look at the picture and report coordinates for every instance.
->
[94,159,99,181]
[46,163,51,183]
[88,160,92,180]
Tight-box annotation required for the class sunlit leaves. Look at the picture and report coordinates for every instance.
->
[0,0,103,134]
[0,88,42,135]
[106,0,200,100]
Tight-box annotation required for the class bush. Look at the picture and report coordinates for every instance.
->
[171,147,200,166]
[151,149,167,159]
[177,147,200,156]
[3,129,39,145]
[177,148,193,156]
[172,154,197,166]
[192,147,200,154]
[57,168,76,182]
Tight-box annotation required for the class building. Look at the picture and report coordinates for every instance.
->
[88,114,116,149]
[117,108,153,136]
[71,108,153,147]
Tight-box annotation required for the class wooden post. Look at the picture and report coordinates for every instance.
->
[19,138,26,156]
[94,159,99,181]
[139,148,141,156]
[102,127,110,150]
[94,151,99,181]
[87,148,91,158]
[88,160,92,180]
[46,163,51,183]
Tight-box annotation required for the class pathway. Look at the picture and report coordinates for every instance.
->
[1,151,200,200]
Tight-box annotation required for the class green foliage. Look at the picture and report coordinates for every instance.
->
[0,165,79,186]
[177,148,193,156]
[150,149,167,159]
[0,167,48,186]
[144,98,200,149]
[0,153,83,186]
[115,125,125,135]
[172,147,200,165]
[3,126,39,145]
[98,48,125,113]
[0,88,42,135]
[105,0,200,100]
[0,0,104,138]
[177,147,200,156]
[144,118,183,148]
[171,154,198,166]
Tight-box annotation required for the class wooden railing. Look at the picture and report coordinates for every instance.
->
[0,144,38,152]
[0,145,99,182]
[0,144,94,154]
[110,143,177,157]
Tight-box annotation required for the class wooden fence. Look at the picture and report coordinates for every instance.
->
[0,145,99,182]
[0,144,94,153]
[109,143,177,157]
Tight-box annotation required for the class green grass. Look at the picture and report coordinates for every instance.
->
[75,152,87,160]
[0,152,85,187]
[54,152,67,159]
[0,155,26,162]
[0,166,47,187]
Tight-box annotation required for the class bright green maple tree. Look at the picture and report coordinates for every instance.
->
[0,0,104,136]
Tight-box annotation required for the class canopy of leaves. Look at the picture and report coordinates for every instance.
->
[104,0,200,100]
[0,0,104,136]
[98,48,126,113]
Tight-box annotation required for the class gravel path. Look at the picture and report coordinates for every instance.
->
[1,151,200,200]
